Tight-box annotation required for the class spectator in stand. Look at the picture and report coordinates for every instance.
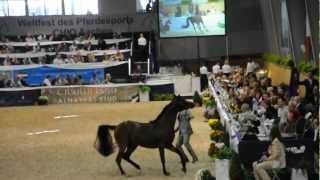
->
[69,41,78,52]
[102,53,111,62]
[288,61,299,97]
[253,126,286,180]
[11,57,20,65]
[104,73,112,84]
[90,73,100,85]
[25,33,34,42]
[212,62,221,75]
[246,59,259,75]
[74,52,84,63]
[111,50,124,61]
[84,42,94,51]
[238,103,258,140]
[276,97,288,129]
[43,75,52,86]
[88,53,96,63]
[65,55,75,64]
[15,75,28,87]
[33,42,41,52]
[222,59,232,76]
[75,75,84,85]
[3,56,10,66]
[299,71,319,104]
[22,57,33,65]
[97,38,107,50]
[53,54,64,64]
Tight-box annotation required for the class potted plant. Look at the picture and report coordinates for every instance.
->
[38,96,48,105]
[138,85,151,102]
[214,145,233,180]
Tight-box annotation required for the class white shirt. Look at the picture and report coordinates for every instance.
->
[53,58,64,65]
[43,78,51,86]
[69,45,77,52]
[212,64,221,74]
[278,106,288,124]
[222,64,232,74]
[246,62,258,75]
[138,37,147,46]
[200,66,208,75]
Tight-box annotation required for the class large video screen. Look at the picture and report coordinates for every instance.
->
[158,0,225,38]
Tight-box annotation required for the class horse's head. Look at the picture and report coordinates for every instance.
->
[171,95,195,111]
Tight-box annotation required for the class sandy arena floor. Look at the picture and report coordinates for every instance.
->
[0,101,213,180]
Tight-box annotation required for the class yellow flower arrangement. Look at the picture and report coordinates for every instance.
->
[208,119,219,126]
[208,118,223,130]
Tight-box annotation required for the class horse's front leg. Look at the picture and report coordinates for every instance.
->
[159,145,170,176]
[166,144,187,174]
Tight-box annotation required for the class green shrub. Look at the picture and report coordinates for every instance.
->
[153,93,174,101]
[139,85,151,93]
[214,146,233,160]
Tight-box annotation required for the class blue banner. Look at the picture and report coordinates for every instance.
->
[13,66,104,86]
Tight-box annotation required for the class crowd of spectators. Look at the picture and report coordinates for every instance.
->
[0,72,112,88]
[210,62,318,179]
[0,30,131,66]
[211,63,319,139]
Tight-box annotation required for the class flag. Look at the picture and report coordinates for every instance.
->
[303,11,312,61]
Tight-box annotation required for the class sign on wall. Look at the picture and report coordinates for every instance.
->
[0,14,155,36]
[41,85,139,104]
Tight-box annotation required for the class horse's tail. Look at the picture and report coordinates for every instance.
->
[94,124,117,157]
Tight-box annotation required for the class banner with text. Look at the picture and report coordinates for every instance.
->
[0,14,155,36]
[41,85,139,104]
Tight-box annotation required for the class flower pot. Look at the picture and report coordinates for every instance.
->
[139,91,150,102]
[215,159,230,180]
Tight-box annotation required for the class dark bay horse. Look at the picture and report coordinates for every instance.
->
[182,15,207,33]
[95,95,194,176]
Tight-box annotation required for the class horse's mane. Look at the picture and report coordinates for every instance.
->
[149,102,172,124]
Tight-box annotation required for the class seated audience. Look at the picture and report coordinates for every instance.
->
[111,50,124,61]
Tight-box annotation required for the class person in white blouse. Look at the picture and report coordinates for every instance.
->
[253,126,286,180]
[53,54,64,65]
[200,64,208,91]
[138,33,147,46]
[246,59,259,75]
[222,59,232,75]
[212,62,221,74]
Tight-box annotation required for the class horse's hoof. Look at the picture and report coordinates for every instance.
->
[164,172,170,176]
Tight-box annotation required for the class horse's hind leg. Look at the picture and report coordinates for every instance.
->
[115,147,126,175]
[123,145,141,170]
[166,144,187,174]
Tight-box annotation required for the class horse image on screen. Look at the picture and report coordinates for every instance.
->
[159,0,225,38]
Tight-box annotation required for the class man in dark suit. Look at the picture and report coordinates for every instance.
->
[299,72,319,104]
